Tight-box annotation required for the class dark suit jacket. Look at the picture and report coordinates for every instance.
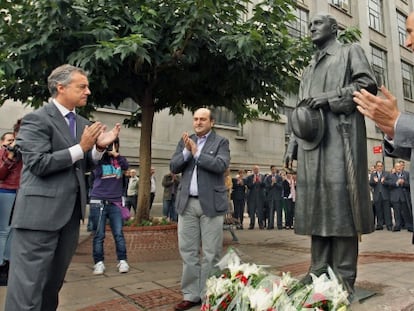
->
[369,171,390,201]
[170,131,230,217]
[231,178,246,201]
[385,173,410,203]
[12,102,95,231]
[245,173,266,207]
[264,174,283,201]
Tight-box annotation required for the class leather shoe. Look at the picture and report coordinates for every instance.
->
[375,225,383,230]
[386,226,393,231]
[392,227,401,232]
[175,300,201,311]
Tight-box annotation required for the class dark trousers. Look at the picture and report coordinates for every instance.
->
[285,199,294,227]
[232,199,245,225]
[150,192,155,210]
[374,198,392,228]
[309,235,358,294]
[5,203,81,311]
[392,200,413,231]
[248,200,264,228]
[125,195,137,214]
[275,199,283,229]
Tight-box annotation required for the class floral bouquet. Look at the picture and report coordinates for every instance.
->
[202,249,349,311]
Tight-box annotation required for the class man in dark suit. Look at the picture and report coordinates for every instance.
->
[264,165,283,229]
[232,169,247,229]
[369,161,392,230]
[385,162,413,232]
[170,108,230,311]
[5,64,120,311]
[245,165,266,229]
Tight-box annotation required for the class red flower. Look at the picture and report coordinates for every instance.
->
[235,272,248,284]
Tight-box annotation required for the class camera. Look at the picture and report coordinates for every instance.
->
[7,144,20,153]
[6,144,22,161]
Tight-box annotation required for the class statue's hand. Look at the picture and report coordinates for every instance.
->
[308,96,328,109]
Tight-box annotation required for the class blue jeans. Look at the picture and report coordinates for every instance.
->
[0,192,15,265]
[163,198,177,221]
[89,202,127,263]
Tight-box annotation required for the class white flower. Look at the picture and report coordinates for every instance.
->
[204,251,350,311]
[247,286,274,310]
[205,276,233,298]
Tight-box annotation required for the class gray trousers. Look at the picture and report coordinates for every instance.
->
[178,198,224,302]
[309,235,358,294]
[5,205,81,311]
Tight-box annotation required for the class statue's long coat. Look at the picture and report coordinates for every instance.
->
[294,40,377,236]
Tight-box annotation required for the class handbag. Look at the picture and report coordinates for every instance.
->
[113,201,131,220]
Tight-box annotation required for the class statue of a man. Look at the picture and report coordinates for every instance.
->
[284,13,377,297]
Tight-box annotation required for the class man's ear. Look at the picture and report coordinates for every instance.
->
[331,23,338,34]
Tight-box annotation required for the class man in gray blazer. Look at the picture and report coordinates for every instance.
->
[170,108,230,311]
[5,64,120,311]
[354,11,414,244]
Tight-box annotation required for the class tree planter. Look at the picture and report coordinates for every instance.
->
[76,223,179,263]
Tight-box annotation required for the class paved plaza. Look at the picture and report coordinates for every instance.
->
[1,216,414,310]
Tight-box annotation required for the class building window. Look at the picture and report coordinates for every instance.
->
[401,61,414,100]
[368,0,383,32]
[371,46,388,87]
[211,107,238,127]
[397,11,407,46]
[329,0,350,12]
[287,7,309,38]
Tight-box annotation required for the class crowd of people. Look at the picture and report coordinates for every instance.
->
[224,165,297,231]
[369,160,413,232]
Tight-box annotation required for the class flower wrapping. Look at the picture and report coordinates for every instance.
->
[202,249,350,311]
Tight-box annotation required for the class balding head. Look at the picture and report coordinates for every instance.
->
[193,108,214,137]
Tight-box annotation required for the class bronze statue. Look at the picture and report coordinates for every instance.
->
[284,13,377,298]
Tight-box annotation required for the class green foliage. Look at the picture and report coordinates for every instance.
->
[338,26,362,44]
[124,217,172,227]
[0,0,312,122]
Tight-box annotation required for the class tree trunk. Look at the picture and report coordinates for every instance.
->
[134,90,154,224]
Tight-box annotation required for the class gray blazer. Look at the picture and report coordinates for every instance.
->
[12,102,95,231]
[170,131,230,217]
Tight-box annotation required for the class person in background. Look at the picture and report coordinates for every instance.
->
[0,120,22,286]
[281,171,293,229]
[232,169,246,229]
[384,162,413,232]
[89,138,130,275]
[170,108,230,311]
[125,169,139,216]
[5,64,120,311]
[286,173,297,229]
[264,165,283,230]
[162,171,180,222]
[369,161,392,231]
[149,166,156,210]
[245,165,266,230]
